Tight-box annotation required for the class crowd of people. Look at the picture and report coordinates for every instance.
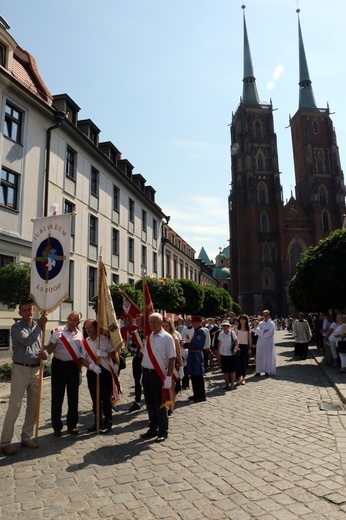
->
[2,303,346,455]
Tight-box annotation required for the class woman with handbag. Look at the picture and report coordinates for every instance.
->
[334,314,346,373]
[217,321,239,391]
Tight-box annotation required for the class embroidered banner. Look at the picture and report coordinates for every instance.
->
[30,214,72,313]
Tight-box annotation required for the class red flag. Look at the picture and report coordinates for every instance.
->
[143,280,155,337]
[118,288,140,342]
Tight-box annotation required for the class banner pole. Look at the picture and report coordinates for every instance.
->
[96,254,103,433]
[34,319,47,439]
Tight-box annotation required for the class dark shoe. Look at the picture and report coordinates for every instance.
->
[188,395,195,400]
[68,428,79,436]
[53,430,62,437]
[168,409,173,416]
[1,444,18,455]
[20,439,38,449]
[140,430,158,439]
[254,373,260,377]
[100,427,112,434]
[193,396,206,403]
[86,425,97,433]
[128,402,141,412]
[156,435,167,443]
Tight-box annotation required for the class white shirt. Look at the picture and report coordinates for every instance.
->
[81,335,113,371]
[50,325,84,362]
[142,328,176,370]
[218,330,236,356]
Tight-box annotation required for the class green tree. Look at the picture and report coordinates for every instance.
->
[200,285,223,316]
[135,278,185,313]
[289,229,346,312]
[176,279,204,315]
[0,262,31,309]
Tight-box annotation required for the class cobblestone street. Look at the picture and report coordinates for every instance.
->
[1,330,346,519]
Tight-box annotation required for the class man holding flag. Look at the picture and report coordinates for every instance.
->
[140,312,176,443]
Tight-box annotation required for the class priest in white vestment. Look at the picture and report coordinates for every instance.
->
[254,310,276,376]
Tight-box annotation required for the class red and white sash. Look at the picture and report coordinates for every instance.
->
[131,329,144,355]
[57,330,80,369]
[81,339,97,364]
[146,335,172,408]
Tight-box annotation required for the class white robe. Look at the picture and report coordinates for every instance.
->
[255,319,276,375]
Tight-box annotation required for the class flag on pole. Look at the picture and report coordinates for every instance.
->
[30,214,72,313]
[118,287,140,342]
[143,279,155,337]
[98,260,124,353]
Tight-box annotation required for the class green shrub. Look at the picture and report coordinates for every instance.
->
[0,358,52,381]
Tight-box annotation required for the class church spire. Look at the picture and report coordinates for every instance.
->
[297,9,316,108]
[241,5,260,104]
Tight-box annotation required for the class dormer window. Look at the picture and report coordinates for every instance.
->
[0,42,6,66]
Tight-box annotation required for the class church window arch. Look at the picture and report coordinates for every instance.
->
[254,120,263,139]
[313,120,319,134]
[322,210,330,232]
[256,152,265,171]
[289,241,303,277]
[258,182,268,204]
[319,185,328,205]
[260,212,269,233]
[261,268,275,291]
[262,242,271,262]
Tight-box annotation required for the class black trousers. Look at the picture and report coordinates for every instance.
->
[190,374,205,400]
[86,367,113,428]
[132,356,142,403]
[236,344,249,379]
[142,369,168,436]
[51,357,79,432]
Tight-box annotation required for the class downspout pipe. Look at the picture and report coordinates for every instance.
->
[44,110,66,217]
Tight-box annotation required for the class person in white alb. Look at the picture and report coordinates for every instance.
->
[140,313,176,443]
[254,310,276,377]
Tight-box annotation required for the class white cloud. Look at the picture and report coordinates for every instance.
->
[267,81,275,90]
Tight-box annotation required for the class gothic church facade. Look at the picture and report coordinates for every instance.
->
[229,9,345,317]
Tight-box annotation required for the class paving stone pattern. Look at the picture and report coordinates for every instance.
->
[1,330,346,519]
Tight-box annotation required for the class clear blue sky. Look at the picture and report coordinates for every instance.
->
[2,0,345,261]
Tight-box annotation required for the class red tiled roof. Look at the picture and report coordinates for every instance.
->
[11,46,52,105]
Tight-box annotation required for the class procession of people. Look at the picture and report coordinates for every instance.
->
[2,299,346,455]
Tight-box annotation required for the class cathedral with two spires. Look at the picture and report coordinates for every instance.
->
[204,8,346,316]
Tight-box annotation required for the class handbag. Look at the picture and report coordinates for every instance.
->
[337,339,346,354]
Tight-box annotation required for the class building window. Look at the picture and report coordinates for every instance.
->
[254,121,262,139]
[128,278,135,288]
[113,185,119,211]
[260,212,269,233]
[142,210,147,232]
[258,182,268,204]
[112,273,119,285]
[90,167,99,196]
[64,199,75,235]
[141,245,147,267]
[322,210,330,232]
[0,329,10,350]
[89,215,98,244]
[313,120,319,134]
[66,147,76,180]
[69,260,74,300]
[153,252,157,273]
[88,266,97,302]
[129,198,134,222]
[112,228,119,255]
[0,43,6,67]
[0,168,19,210]
[128,237,134,262]
[0,254,14,267]
[153,219,158,240]
[4,102,22,143]
[290,242,303,277]
[257,154,264,171]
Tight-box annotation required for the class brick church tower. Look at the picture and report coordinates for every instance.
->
[229,7,345,316]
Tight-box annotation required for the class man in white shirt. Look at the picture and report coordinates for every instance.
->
[140,313,176,443]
